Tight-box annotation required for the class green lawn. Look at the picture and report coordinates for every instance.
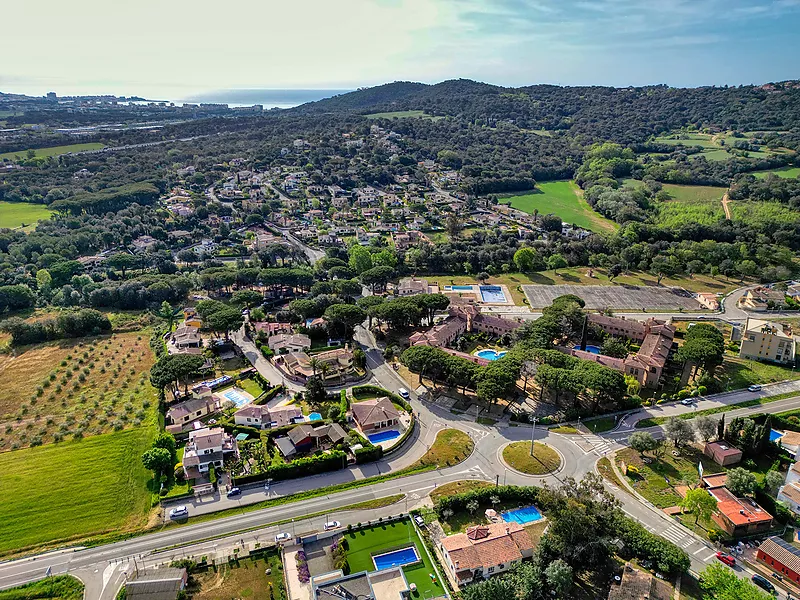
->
[498,181,617,233]
[364,110,441,121]
[0,426,156,555]
[0,143,104,162]
[345,519,444,598]
[584,416,617,433]
[238,377,264,398]
[719,356,800,390]
[0,201,54,229]
[502,441,561,475]
[0,575,84,600]
[753,166,800,179]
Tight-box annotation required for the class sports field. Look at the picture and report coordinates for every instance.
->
[0,201,53,229]
[0,426,155,555]
[0,142,104,162]
[499,180,617,233]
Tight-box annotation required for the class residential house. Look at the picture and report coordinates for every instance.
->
[124,568,188,600]
[708,486,773,537]
[396,277,430,296]
[740,287,789,311]
[695,292,720,311]
[439,522,534,586]
[268,333,311,354]
[739,318,797,365]
[182,427,238,479]
[351,397,402,434]
[392,230,430,251]
[704,441,743,466]
[607,564,672,600]
[254,322,293,336]
[756,536,800,585]
[277,347,355,381]
[312,568,410,600]
[131,235,158,252]
[166,387,218,427]
[409,305,522,348]
[276,423,348,458]
[777,461,800,515]
[234,404,302,429]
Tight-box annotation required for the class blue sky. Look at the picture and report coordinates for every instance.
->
[1,0,798,99]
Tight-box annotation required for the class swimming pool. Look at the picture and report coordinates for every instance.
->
[372,546,419,570]
[450,285,475,291]
[771,429,785,443]
[475,349,507,361]
[573,344,602,354]
[479,285,507,303]
[221,388,251,408]
[501,506,543,525]
[307,412,322,421]
[368,429,401,444]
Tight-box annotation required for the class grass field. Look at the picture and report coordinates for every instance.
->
[0,425,155,555]
[660,184,726,203]
[654,133,718,148]
[651,131,787,163]
[191,553,286,600]
[502,441,560,474]
[718,356,800,390]
[0,575,84,600]
[411,429,473,469]
[753,166,800,179]
[0,330,158,451]
[499,181,617,233]
[729,201,800,226]
[653,184,727,227]
[0,143,104,162]
[345,519,444,597]
[0,201,53,229]
[364,110,441,120]
[429,480,492,503]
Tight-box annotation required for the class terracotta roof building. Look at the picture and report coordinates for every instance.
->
[234,404,302,429]
[704,441,743,466]
[439,522,534,586]
[709,487,773,537]
[351,397,402,434]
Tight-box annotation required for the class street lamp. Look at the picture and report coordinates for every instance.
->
[529,417,537,456]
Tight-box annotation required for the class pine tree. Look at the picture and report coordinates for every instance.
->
[717,413,725,441]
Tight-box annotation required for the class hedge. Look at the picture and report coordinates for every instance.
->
[435,485,540,516]
[254,385,285,406]
[355,445,384,464]
[352,385,411,412]
[235,450,348,485]
[614,515,690,576]
[755,489,795,526]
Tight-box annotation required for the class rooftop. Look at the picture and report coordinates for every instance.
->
[709,487,773,526]
[441,521,533,572]
[758,536,800,575]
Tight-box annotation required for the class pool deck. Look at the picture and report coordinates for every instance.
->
[442,283,515,306]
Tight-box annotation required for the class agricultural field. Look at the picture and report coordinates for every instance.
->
[0,142,105,162]
[753,166,800,179]
[0,201,54,229]
[650,131,787,163]
[0,330,158,451]
[652,184,726,227]
[498,180,618,233]
[729,201,800,226]
[660,183,727,203]
[364,110,441,120]
[653,132,718,148]
[0,425,155,555]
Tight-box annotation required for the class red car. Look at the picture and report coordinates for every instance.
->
[715,552,736,567]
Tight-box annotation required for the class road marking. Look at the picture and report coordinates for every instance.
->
[702,553,716,562]
[693,547,707,555]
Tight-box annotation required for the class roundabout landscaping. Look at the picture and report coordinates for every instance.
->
[501,441,562,475]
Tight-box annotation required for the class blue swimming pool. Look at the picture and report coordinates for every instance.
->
[308,412,322,421]
[771,429,785,443]
[501,506,543,525]
[451,285,474,291]
[480,285,507,303]
[475,349,507,361]
[372,546,419,570]
[368,429,401,444]
[573,344,602,354]
[221,388,251,408]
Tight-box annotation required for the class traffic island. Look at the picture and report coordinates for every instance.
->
[501,441,562,475]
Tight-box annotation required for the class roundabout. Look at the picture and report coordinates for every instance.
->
[500,441,563,476]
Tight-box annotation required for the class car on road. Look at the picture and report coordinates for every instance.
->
[275,532,292,543]
[748,384,763,392]
[680,398,693,406]
[398,388,410,399]
[751,574,775,593]
[715,552,735,567]
[169,506,188,519]
[323,521,341,531]
[226,487,241,498]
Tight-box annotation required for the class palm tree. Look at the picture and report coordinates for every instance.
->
[156,301,182,331]
[318,361,332,381]
[308,358,321,377]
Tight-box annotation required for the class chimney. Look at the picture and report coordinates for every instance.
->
[506,527,510,535]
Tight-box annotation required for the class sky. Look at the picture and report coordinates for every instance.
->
[1,0,799,100]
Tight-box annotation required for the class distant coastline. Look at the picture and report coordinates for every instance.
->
[176,88,351,109]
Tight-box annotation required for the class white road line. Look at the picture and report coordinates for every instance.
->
[693,547,707,555]
[702,553,717,562]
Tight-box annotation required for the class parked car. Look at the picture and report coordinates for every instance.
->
[680,398,693,406]
[715,552,735,567]
[275,532,292,543]
[398,388,410,399]
[748,384,763,392]
[169,506,188,519]
[751,574,775,593]
[324,521,341,531]
[226,487,241,498]
[413,515,425,527]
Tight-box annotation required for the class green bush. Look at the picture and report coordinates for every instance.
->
[352,385,411,412]
[614,515,690,576]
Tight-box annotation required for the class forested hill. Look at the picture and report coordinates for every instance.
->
[293,79,800,144]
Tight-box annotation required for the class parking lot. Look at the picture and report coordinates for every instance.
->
[521,284,703,310]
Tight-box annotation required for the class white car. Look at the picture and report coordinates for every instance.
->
[398,388,410,399]
[275,532,292,543]
[680,398,693,406]
[323,521,341,531]
[748,384,762,392]
[169,505,188,519]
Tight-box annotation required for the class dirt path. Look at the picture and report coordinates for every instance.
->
[721,189,732,219]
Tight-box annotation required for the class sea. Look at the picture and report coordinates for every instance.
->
[174,88,351,109]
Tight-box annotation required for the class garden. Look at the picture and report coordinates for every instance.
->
[187,553,286,600]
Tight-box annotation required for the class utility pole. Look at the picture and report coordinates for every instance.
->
[529,417,536,456]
